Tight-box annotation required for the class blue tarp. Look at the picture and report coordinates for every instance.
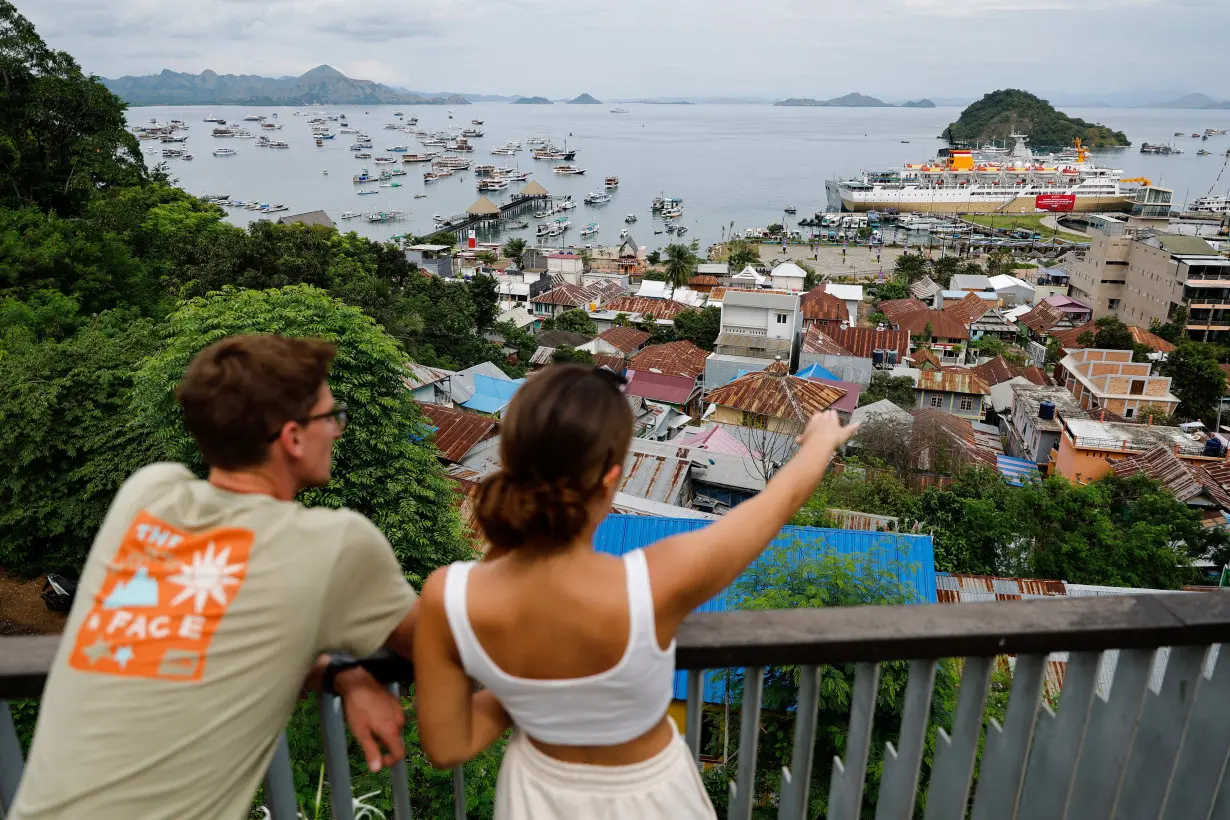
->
[795,362,841,381]
[461,374,525,415]
[997,454,1041,487]
[593,515,938,702]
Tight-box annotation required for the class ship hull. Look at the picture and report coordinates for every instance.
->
[828,190,1131,215]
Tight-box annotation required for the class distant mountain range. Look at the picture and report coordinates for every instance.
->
[775,93,935,108]
[512,96,552,105]
[567,93,601,104]
[1150,93,1230,109]
[103,65,468,106]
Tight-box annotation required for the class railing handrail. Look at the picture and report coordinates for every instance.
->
[4,592,1227,698]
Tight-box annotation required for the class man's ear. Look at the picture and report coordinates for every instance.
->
[602,464,622,490]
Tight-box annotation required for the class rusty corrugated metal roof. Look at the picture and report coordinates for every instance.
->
[629,340,709,379]
[1019,301,1065,334]
[706,370,847,422]
[598,326,651,354]
[1112,444,1230,508]
[879,297,930,323]
[418,402,497,463]
[916,369,991,395]
[943,291,993,325]
[603,296,691,320]
[802,326,856,356]
[800,286,848,322]
[893,309,971,341]
[821,326,910,359]
[620,448,691,505]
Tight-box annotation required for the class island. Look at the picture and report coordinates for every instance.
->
[775,93,892,107]
[1151,93,1230,110]
[101,65,468,106]
[943,89,1131,148]
[567,93,602,105]
[900,98,936,108]
[512,96,553,105]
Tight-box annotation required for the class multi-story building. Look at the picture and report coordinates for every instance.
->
[1069,220,1230,335]
[1050,413,1227,484]
[1054,348,1180,419]
[713,289,802,364]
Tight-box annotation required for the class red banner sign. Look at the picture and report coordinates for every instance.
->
[1035,193,1076,212]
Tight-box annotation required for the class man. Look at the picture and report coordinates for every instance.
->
[12,335,417,819]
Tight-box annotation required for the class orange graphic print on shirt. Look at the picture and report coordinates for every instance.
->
[69,511,254,682]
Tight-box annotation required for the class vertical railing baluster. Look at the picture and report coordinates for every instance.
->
[828,661,881,820]
[778,665,822,820]
[263,732,299,819]
[0,700,24,816]
[1112,646,1207,820]
[1065,648,1155,820]
[685,670,704,764]
[319,694,356,820]
[923,656,993,820]
[969,654,1046,820]
[875,659,938,820]
[1016,651,1101,819]
[387,683,413,820]
[1161,645,1230,820]
[453,765,466,820]
[730,667,765,820]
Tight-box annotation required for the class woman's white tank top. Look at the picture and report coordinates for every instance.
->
[442,548,677,746]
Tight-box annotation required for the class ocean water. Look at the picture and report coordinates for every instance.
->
[130,103,1230,250]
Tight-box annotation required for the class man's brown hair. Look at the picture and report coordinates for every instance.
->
[177,335,337,470]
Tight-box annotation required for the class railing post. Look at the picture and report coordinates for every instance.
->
[970,654,1046,820]
[262,732,299,820]
[319,694,356,820]
[685,670,704,764]
[387,683,413,820]
[922,656,993,820]
[452,766,466,820]
[875,658,938,820]
[778,665,822,820]
[730,667,765,820]
[0,700,24,815]
[1159,645,1230,820]
[828,661,881,820]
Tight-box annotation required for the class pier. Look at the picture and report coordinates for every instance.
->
[427,181,551,242]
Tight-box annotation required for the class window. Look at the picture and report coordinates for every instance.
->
[776,313,789,325]
[929,395,943,408]
[1130,380,1145,395]
[959,397,975,412]
[1126,408,1135,418]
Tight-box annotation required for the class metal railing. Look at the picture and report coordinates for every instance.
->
[4,593,1230,819]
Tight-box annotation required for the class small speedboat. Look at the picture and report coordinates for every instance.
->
[357,189,380,196]
[340,211,361,219]
[625,214,637,223]
[414,194,428,199]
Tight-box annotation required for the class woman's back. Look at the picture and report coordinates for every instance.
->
[445,547,677,761]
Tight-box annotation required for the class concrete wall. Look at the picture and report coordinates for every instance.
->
[721,304,796,341]
[796,352,875,386]
[915,389,983,419]
[1121,242,1184,328]
[1069,231,1130,318]
[704,355,771,392]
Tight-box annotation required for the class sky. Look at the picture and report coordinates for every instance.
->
[22,0,1230,101]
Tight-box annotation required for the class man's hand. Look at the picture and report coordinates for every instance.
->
[335,666,406,773]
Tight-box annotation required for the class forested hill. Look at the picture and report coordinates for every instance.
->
[942,89,1131,148]
[102,65,469,106]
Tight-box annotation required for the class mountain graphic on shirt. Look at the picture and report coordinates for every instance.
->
[103,567,160,609]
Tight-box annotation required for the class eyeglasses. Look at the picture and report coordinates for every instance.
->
[267,406,349,442]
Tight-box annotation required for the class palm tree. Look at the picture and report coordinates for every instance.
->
[502,236,527,266]
[663,243,695,298]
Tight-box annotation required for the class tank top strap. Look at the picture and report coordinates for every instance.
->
[442,561,486,677]
[621,549,659,647]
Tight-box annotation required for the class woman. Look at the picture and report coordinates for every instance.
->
[413,364,857,818]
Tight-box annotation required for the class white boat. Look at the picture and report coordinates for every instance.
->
[580,223,599,237]
[268,140,290,149]
[625,214,637,223]
[620,229,629,238]
[605,176,619,189]
[610,108,629,114]
[553,165,586,175]
[357,189,380,195]
[374,156,397,164]
[584,192,612,204]
[266,204,288,213]
[661,207,683,219]
[212,147,237,157]
[1191,195,1230,213]
[388,145,409,152]
[825,133,1134,214]
[556,198,577,211]
[536,223,551,237]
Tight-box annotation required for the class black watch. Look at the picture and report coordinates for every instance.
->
[322,654,361,695]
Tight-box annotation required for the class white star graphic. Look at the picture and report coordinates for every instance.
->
[167,542,245,614]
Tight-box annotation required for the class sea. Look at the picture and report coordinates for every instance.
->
[130,103,1230,250]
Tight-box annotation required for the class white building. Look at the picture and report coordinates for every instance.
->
[988,274,1036,307]
[714,289,802,362]
[731,266,766,288]
[769,261,808,292]
[822,283,864,327]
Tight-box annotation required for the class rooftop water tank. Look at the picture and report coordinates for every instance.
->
[1038,400,1056,421]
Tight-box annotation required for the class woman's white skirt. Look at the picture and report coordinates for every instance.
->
[494,729,717,820]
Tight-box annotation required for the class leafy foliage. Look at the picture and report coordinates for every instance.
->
[859,372,918,410]
[551,308,598,337]
[673,306,721,351]
[725,239,762,272]
[1161,340,1226,425]
[129,286,472,583]
[663,243,696,296]
[943,89,1130,148]
[500,237,526,265]
[550,345,595,365]
[873,278,910,303]
[894,253,928,282]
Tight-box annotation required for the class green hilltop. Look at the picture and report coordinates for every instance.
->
[943,89,1130,148]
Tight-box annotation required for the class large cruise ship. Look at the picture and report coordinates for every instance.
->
[825,134,1139,214]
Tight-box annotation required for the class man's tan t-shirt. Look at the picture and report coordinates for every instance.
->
[11,463,417,820]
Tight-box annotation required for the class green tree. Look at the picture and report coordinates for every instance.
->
[663,243,696,297]
[646,249,661,265]
[894,253,927,282]
[931,256,960,288]
[917,467,1020,575]
[1091,315,1134,351]
[873,278,910,303]
[673,306,721,351]
[552,309,598,337]
[501,237,527,266]
[858,372,917,410]
[725,239,761,272]
[475,250,498,265]
[467,274,500,334]
[550,345,595,365]
[1151,306,1189,344]
[0,1,146,216]
[984,251,1016,278]
[0,312,162,576]
[641,270,666,282]
[492,320,535,369]
[1161,340,1226,424]
[129,285,471,583]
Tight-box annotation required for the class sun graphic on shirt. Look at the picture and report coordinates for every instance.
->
[167,542,246,614]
